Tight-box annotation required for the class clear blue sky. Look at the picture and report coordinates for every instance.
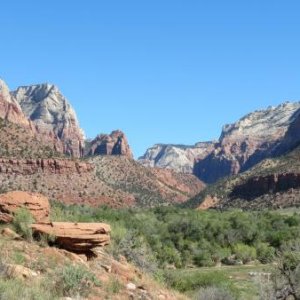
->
[1,1,300,157]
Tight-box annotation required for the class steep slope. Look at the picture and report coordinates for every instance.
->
[0,121,204,207]
[140,101,300,183]
[12,83,85,157]
[194,101,300,183]
[0,117,63,158]
[91,156,204,206]
[185,145,300,210]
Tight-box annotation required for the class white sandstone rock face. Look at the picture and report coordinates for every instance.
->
[12,84,85,157]
[220,102,300,143]
[0,79,13,103]
[138,142,216,174]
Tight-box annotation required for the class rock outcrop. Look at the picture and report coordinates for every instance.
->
[0,191,50,223]
[230,173,300,200]
[87,130,133,158]
[12,83,85,157]
[0,79,31,128]
[0,158,93,175]
[139,142,216,174]
[31,222,111,255]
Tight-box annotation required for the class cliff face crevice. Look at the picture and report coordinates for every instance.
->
[230,173,300,200]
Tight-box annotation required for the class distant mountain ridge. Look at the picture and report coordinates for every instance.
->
[0,77,205,208]
[139,101,300,183]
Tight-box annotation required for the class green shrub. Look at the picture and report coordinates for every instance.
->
[12,208,34,241]
[164,270,235,293]
[49,202,300,271]
[0,278,56,300]
[105,277,122,294]
[195,286,236,300]
[256,243,275,264]
[194,252,215,267]
[54,264,100,297]
[233,243,257,264]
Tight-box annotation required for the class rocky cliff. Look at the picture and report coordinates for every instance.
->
[12,84,85,157]
[194,101,300,182]
[140,102,300,183]
[87,130,133,158]
[0,158,93,175]
[0,79,31,128]
[138,142,216,174]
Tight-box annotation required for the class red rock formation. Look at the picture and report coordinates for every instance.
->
[196,195,220,210]
[0,191,50,223]
[87,130,133,158]
[31,222,111,254]
[0,158,93,175]
[0,79,31,128]
[230,173,300,200]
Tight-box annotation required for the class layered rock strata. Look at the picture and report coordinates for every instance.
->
[0,191,50,223]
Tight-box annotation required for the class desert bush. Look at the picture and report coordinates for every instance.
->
[54,264,100,297]
[164,270,235,294]
[0,278,56,300]
[193,252,215,267]
[195,286,236,300]
[105,277,123,294]
[12,208,34,241]
[233,243,257,264]
[256,243,275,264]
[272,251,300,299]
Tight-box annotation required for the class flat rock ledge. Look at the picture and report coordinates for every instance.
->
[31,222,111,256]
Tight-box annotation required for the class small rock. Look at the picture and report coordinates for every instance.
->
[126,282,136,291]
[1,228,21,240]
[5,264,38,280]
[101,264,112,273]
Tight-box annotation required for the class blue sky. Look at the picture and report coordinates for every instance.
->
[1,1,300,157]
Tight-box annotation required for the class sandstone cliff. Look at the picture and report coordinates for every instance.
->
[0,79,31,128]
[12,83,85,157]
[87,130,133,158]
[139,142,216,173]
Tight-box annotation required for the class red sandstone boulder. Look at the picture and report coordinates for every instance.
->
[31,222,111,255]
[0,191,50,223]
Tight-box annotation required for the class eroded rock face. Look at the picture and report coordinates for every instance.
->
[87,130,133,158]
[194,102,300,182]
[0,191,50,223]
[0,79,31,128]
[31,222,111,255]
[138,142,216,174]
[230,173,300,200]
[12,84,85,157]
[0,158,93,175]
